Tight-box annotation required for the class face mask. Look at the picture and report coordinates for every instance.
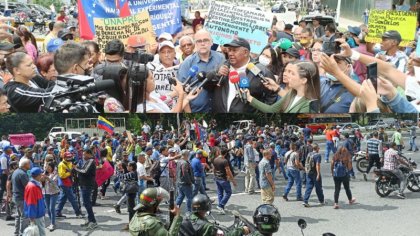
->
[325,73,337,81]
[259,55,271,66]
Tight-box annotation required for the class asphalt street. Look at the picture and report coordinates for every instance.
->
[1,135,420,236]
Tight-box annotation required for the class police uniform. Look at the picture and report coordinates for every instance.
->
[129,212,182,236]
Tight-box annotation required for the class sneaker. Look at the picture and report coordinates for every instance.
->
[397,193,406,199]
[351,175,356,179]
[56,213,66,218]
[93,203,101,207]
[47,224,56,232]
[87,222,98,230]
[349,198,356,204]
[5,215,15,221]
[76,214,85,219]
[325,160,329,163]
[363,173,367,181]
[302,202,310,207]
[114,204,121,213]
[296,197,303,201]
[80,221,90,227]
[333,204,339,209]
[248,191,256,195]
[318,201,326,206]
[282,195,289,201]
[216,206,226,215]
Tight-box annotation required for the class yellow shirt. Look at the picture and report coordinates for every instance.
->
[106,145,113,162]
[58,160,72,179]
[42,32,56,53]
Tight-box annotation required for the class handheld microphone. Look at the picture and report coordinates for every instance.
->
[185,71,206,92]
[246,63,268,83]
[183,65,199,85]
[239,74,250,102]
[217,61,230,86]
[190,72,217,95]
[228,71,244,103]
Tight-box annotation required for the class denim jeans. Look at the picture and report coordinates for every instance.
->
[255,162,261,189]
[284,169,302,199]
[325,140,336,161]
[14,199,28,236]
[33,217,46,236]
[81,186,96,223]
[410,136,418,150]
[304,174,324,204]
[44,194,58,225]
[193,177,207,197]
[279,161,287,180]
[56,185,82,216]
[215,179,232,209]
[175,184,193,212]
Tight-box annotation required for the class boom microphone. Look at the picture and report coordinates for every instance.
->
[228,71,244,103]
[246,63,268,83]
[183,65,199,85]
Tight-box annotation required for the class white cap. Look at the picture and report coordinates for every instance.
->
[158,41,175,51]
[158,32,173,41]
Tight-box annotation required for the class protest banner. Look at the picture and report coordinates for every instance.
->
[204,1,273,54]
[93,10,156,51]
[365,10,417,46]
[78,0,182,40]
[147,64,179,99]
[374,0,393,10]
[9,133,36,146]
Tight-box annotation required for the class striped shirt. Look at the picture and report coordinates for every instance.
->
[367,138,382,156]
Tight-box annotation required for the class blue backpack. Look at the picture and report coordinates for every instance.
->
[333,159,348,177]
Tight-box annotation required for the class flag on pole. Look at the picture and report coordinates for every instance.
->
[97,116,115,134]
[194,119,200,141]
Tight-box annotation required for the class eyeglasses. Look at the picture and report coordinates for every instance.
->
[195,38,211,44]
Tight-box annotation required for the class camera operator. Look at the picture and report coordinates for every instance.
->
[92,39,126,81]
[4,52,56,112]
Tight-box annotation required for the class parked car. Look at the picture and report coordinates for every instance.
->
[339,123,366,134]
[294,14,338,27]
[402,120,415,127]
[271,3,286,13]
[365,120,388,131]
[287,2,298,11]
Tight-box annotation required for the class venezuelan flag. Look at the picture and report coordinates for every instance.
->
[97,116,115,134]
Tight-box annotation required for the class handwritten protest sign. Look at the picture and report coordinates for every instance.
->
[94,11,156,51]
[365,10,417,46]
[79,0,182,40]
[205,1,273,54]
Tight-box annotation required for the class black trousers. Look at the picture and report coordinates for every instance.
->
[0,174,7,202]
[366,154,381,174]
[333,175,352,204]
[127,193,136,222]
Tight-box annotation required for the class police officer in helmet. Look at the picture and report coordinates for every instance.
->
[252,204,281,236]
[180,194,250,235]
[129,187,182,236]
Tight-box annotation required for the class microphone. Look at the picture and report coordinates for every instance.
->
[183,65,199,86]
[228,71,244,103]
[190,71,217,95]
[217,61,230,86]
[185,71,206,92]
[239,74,250,102]
[54,80,115,99]
[246,63,268,83]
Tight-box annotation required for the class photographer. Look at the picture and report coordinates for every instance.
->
[4,52,56,112]
[92,39,126,81]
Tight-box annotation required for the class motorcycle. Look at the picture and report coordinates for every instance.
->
[354,144,389,173]
[374,158,420,197]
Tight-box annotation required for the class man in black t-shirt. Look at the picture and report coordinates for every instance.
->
[213,147,237,215]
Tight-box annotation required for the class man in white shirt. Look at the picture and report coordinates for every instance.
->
[142,123,151,134]
[137,153,153,194]
[0,135,10,150]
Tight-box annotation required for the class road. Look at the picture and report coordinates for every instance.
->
[1,135,420,235]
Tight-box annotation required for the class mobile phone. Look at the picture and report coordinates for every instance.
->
[367,62,378,91]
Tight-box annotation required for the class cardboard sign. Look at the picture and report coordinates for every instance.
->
[365,10,417,46]
[205,1,273,54]
[93,11,156,51]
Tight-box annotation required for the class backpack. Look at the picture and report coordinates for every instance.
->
[305,152,316,175]
[333,159,348,177]
[149,160,163,179]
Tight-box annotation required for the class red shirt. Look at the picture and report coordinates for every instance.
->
[209,137,216,147]
[192,18,205,29]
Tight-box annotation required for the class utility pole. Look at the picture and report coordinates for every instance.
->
[336,0,342,22]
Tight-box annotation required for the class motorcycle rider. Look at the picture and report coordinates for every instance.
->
[252,204,281,236]
[179,194,250,235]
[128,187,182,235]
[383,142,410,199]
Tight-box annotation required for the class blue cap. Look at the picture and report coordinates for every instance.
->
[145,147,153,152]
[152,141,160,147]
[30,167,42,177]
[47,38,64,53]
[3,145,13,151]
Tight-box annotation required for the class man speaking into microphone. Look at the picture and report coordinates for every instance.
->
[213,38,277,113]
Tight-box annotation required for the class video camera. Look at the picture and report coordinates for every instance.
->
[124,50,154,65]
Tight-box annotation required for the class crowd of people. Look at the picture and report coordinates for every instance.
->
[0,118,415,235]
[0,1,419,113]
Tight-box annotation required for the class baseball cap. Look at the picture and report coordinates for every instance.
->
[283,48,300,59]
[47,146,54,150]
[158,41,175,51]
[196,150,203,155]
[0,42,16,51]
[145,147,153,152]
[382,30,402,43]
[284,24,294,30]
[2,145,13,151]
[57,29,73,39]
[168,148,176,153]
[47,38,64,53]
[158,32,173,41]
[30,167,42,177]
[224,38,251,51]
[64,151,73,158]
[139,152,146,156]
[347,26,361,36]
[127,35,147,48]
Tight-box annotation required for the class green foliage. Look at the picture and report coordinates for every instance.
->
[32,0,63,11]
